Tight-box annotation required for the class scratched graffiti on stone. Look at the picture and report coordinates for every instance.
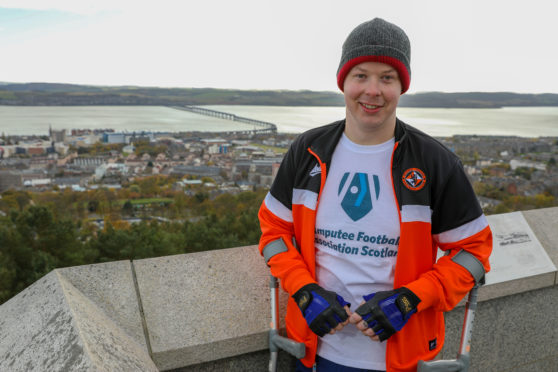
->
[496,232,531,246]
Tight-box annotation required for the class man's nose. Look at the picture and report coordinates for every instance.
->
[363,78,381,96]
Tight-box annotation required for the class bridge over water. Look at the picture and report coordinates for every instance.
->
[170,105,277,134]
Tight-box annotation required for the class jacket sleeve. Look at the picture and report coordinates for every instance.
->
[405,160,493,312]
[258,146,316,296]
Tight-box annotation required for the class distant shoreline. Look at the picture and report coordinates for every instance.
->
[2,82,558,108]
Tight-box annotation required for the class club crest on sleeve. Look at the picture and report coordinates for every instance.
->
[402,168,426,191]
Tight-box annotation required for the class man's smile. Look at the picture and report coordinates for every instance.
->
[360,102,383,112]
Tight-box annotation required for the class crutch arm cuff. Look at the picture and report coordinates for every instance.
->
[263,238,289,264]
[451,249,486,284]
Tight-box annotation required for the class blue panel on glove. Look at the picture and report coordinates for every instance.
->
[336,294,350,308]
[293,283,351,337]
[360,292,379,331]
[377,293,415,331]
[304,291,350,325]
[303,291,329,324]
[357,288,420,341]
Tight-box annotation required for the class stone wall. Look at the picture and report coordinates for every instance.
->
[1,207,558,371]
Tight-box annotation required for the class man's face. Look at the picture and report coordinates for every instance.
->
[343,61,402,145]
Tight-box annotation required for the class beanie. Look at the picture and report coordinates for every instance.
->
[336,18,411,93]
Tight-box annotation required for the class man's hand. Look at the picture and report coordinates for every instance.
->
[349,287,420,342]
[292,283,351,337]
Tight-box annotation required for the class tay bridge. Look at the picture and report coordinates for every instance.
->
[170,105,277,134]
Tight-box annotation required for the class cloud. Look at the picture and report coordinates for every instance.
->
[1,0,557,92]
[0,0,125,14]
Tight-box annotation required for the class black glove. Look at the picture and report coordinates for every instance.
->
[355,287,420,341]
[292,283,350,337]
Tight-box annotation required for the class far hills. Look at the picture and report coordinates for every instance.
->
[1,82,558,108]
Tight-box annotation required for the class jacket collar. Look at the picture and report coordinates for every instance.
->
[309,117,408,166]
[394,117,408,143]
[308,120,346,166]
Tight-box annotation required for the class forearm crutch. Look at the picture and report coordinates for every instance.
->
[269,275,306,372]
[417,282,482,372]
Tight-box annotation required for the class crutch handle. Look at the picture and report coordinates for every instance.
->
[418,282,481,372]
[270,332,306,359]
[269,274,307,366]
[418,354,469,372]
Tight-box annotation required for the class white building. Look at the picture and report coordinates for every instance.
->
[510,159,546,171]
[94,163,129,181]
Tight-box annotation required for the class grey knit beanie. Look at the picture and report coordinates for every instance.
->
[336,18,411,93]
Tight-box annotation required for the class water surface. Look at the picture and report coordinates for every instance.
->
[1,105,557,137]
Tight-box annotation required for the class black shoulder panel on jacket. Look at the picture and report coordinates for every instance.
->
[395,122,483,235]
[269,120,345,212]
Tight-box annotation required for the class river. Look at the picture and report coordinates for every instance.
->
[1,105,557,137]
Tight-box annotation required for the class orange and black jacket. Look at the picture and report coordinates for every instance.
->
[258,119,492,372]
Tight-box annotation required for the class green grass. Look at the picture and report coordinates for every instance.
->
[251,143,288,154]
[124,198,173,205]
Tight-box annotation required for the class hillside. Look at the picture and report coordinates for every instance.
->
[1,82,558,108]
[399,92,558,108]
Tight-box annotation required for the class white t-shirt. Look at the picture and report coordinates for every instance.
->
[315,134,400,370]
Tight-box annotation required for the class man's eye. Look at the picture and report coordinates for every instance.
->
[356,74,366,79]
[383,75,398,82]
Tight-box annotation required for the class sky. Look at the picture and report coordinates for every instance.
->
[1,0,557,94]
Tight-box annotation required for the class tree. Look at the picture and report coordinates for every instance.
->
[0,190,32,212]
[122,200,134,216]
[0,187,269,305]
[88,200,99,213]
[514,167,534,180]
[194,191,209,204]
[138,176,160,197]
[0,218,19,304]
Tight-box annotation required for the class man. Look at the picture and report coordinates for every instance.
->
[258,18,492,372]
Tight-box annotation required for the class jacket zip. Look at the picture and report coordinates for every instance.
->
[305,146,326,366]
[384,140,402,372]
[390,141,402,224]
[307,147,327,202]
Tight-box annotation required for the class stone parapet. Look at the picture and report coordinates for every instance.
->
[0,268,157,371]
[1,207,558,371]
[132,246,283,370]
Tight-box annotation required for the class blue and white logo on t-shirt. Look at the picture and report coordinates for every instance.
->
[338,172,380,221]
